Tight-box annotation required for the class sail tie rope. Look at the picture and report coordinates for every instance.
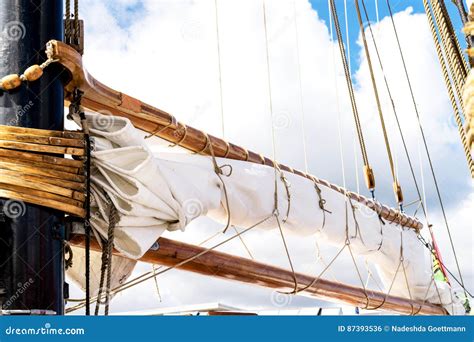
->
[144,116,177,139]
[200,133,232,234]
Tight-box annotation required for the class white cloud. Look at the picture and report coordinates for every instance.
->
[67,0,473,314]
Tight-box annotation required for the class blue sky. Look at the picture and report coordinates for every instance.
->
[309,0,467,73]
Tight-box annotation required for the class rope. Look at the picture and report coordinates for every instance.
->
[65,0,71,43]
[202,133,232,233]
[329,0,374,192]
[430,1,466,112]
[361,0,426,214]
[388,0,468,296]
[434,0,469,80]
[438,0,470,72]
[214,0,225,138]
[293,0,309,173]
[232,226,254,259]
[94,195,118,316]
[355,0,403,205]
[151,265,163,302]
[344,0,352,74]
[74,0,80,47]
[262,0,279,171]
[144,117,176,139]
[424,0,474,177]
[69,89,91,316]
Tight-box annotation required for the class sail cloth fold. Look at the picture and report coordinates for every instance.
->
[69,112,464,314]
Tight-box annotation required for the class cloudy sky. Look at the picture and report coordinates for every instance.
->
[67,0,473,314]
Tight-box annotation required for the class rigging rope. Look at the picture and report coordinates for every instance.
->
[94,195,118,316]
[293,0,310,173]
[354,0,403,206]
[69,89,92,316]
[329,0,376,195]
[435,0,469,77]
[214,0,225,138]
[388,0,468,297]
[425,1,474,177]
[360,0,426,215]
[430,0,467,112]
[342,0,362,193]
[438,0,470,73]
[331,0,348,190]
[263,0,298,293]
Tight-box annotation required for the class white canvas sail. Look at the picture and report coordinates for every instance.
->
[67,112,465,314]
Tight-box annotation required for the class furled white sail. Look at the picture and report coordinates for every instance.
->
[67,113,464,314]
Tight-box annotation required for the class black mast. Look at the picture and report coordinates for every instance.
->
[0,0,65,314]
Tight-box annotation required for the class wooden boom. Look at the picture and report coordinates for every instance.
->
[46,40,422,231]
[69,234,447,316]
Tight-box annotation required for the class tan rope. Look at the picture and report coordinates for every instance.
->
[214,0,226,138]
[205,133,232,234]
[354,0,402,204]
[431,0,468,104]
[329,0,374,192]
[424,0,474,177]
[232,226,254,259]
[145,117,176,139]
[169,124,188,147]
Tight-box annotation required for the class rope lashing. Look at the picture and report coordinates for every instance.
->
[354,0,403,206]
[329,0,375,193]
[0,58,58,91]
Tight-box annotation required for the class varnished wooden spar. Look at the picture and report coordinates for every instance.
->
[69,234,447,315]
[46,40,423,231]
